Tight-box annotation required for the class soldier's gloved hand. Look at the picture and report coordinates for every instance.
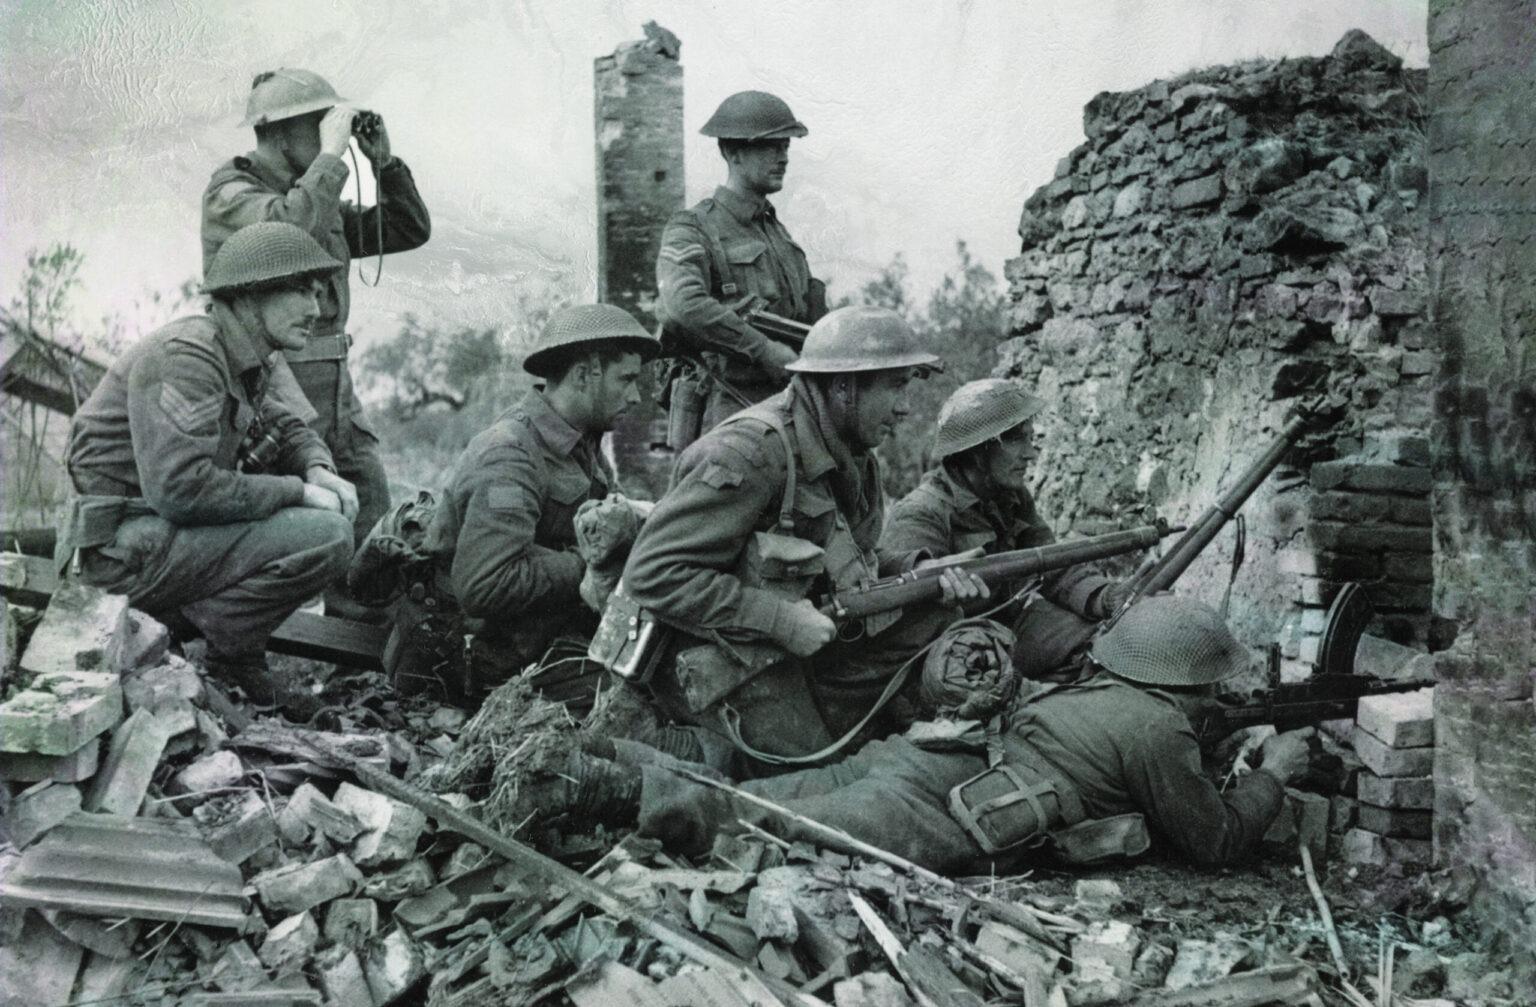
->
[1092,580,1135,620]
[760,341,798,381]
[300,483,344,514]
[916,548,990,605]
[319,106,358,158]
[1256,727,1316,785]
[768,598,837,657]
[306,467,359,523]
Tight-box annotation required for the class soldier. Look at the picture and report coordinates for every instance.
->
[563,596,1318,874]
[201,68,431,616]
[610,306,983,774]
[400,305,659,703]
[879,379,1131,678]
[58,223,357,717]
[656,90,827,443]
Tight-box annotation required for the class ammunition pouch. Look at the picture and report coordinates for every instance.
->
[674,637,785,715]
[589,583,667,684]
[1048,813,1150,865]
[665,364,709,453]
[948,759,1084,855]
[55,494,156,574]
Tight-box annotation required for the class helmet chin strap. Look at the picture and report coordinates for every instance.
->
[831,373,864,448]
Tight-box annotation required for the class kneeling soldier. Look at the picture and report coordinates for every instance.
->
[60,222,358,717]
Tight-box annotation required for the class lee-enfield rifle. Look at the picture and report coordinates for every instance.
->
[821,522,1181,622]
[745,307,811,349]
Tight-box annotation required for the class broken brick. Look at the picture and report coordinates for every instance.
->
[81,708,172,816]
[18,583,129,678]
[1341,827,1432,866]
[117,610,170,674]
[258,912,319,973]
[5,781,81,848]
[251,854,363,914]
[279,782,363,845]
[0,737,101,784]
[1356,687,1435,748]
[206,940,268,992]
[122,654,203,716]
[0,672,123,756]
[1352,726,1434,777]
[171,750,246,799]
[363,929,425,1004]
[323,898,380,949]
[332,782,427,867]
[316,947,373,1007]
[201,792,280,865]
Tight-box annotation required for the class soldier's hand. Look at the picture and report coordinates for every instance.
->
[917,548,990,605]
[356,113,392,167]
[771,598,837,657]
[760,341,798,380]
[300,483,344,514]
[1093,580,1135,620]
[306,467,359,523]
[319,106,358,158]
[1257,727,1316,785]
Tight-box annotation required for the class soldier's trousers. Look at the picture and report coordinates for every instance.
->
[79,508,353,661]
[285,356,391,549]
[636,735,990,873]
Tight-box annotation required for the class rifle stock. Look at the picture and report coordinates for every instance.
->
[821,522,1178,622]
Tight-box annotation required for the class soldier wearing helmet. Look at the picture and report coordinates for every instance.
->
[603,307,987,774]
[552,595,1317,875]
[389,305,659,704]
[201,68,432,618]
[880,378,1131,680]
[60,223,359,719]
[655,90,828,444]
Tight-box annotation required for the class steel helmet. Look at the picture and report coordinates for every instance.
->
[784,306,941,374]
[1089,595,1249,687]
[523,304,661,378]
[239,68,346,128]
[934,379,1044,461]
[202,222,341,295]
[701,91,808,141]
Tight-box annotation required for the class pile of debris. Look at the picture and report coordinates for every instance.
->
[0,585,1521,1006]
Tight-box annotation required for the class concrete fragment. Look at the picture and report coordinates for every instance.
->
[332,782,427,866]
[0,671,123,755]
[172,750,246,798]
[316,947,374,1007]
[746,883,799,941]
[251,854,363,914]
[1131,942,1175,988]
[5,781,81,848]
[1353,726,1434,777]
[207,940,268,992]
[0,737,101,783]
[363,858,435,901]
[363,928,425,1004]
[122,653,203,715]
[833,970,915,1006]
[1164,934,1251,989]
[976,920,1063,978]
[1356,803,1433,839]
[82,708,172,815]
[279,782,363,844]
[117,610,170,673]
[1070,920,1140,1004]
[1073,879,1123,911]
[0,908,85,1006]
[1356,772,1433,810]
[75,951,143,1003]
[18,582,129,677]
[1341,827,1432,866]
[259,912,319,972]
[1356,687,1435,748]
[323,898,379,948]
[42,909,141,959]
[202,792,280,864]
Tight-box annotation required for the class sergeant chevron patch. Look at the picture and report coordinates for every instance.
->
[160,382,223,435]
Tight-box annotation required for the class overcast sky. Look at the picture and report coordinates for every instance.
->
[2,1,1426,350]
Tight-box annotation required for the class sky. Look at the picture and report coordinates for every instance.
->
[1,1,1427,352]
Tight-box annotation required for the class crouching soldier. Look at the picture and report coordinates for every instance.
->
[59,222,357,718]
[562,596,1317,874]
[385,305,658,705]
[600,307,985,774]
[879,379,1132,679]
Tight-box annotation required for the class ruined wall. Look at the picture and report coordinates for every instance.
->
[595,32,683,496]
[999,32,1432,675]
[1426,0,1536,957]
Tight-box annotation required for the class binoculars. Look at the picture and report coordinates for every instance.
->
[352,110,382,140]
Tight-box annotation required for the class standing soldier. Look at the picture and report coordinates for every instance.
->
[879,379,1131,678]
[201,68,431,617]
[58,223,357,718]
[608,307,980,774]
[656,90,827,445]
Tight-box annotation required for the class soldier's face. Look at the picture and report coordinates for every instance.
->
[252,280,323,352]
[732,140,791,195]
[983,421,1039,492]
[589,352,644,429]
[279,112,325,171]
[851,369,914,449]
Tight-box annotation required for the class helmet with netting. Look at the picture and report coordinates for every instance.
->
[920,618,1019,719]
[523,304,661,378]
[202,222,341,295]
[785,306,940,374]
[934,379,1044,461]
[701,91,808,140]
[1089,595,1249,687]
[240,68,346,127]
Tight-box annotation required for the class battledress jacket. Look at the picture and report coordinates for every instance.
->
[65,307,333,518]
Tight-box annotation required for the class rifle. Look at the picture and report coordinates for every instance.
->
[822,521,1180,622]
[745,306,811,349]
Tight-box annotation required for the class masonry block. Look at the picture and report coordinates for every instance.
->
[1354,635,1424,681]
[5,781,82,848]
[0,672,123,755]
[1341,827,1432,867]
[1356,803,1433,839]
[1330,795,1358,832]
[0,738,101,784]
[206,940,266,992]
[323,899,379,949]
[332,783,427,867]
[251,855,363,914]
[1356,772,1434,810]
[1382,551,1434,583]
[18,583,129,678]
[122,656,204,716]
[81,709,172,816]
[316,947,373,1007]
[364,929,425,1005]
[279,783,363,845]
[258,912,318,972]
[117,610,169,674]
[1353,726,1434,777]
[1311,492,1390,523]
[1311,521,1431,555]
[171,751,245,800]
[1171,173,1222,208]
[0,908,86,1006]
[201,792,279,865]
[1357,687,1435,747]
[1310,460,1434,495]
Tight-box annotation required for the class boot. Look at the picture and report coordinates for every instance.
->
[548,750,641,827]
[208,654,323,723]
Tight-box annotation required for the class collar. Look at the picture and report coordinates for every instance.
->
[783,385,838,481]
[208,301,274,377]
[241,147,298,190]
[521,390,584,457]
[935,464,981,511]
[713,185,774,225]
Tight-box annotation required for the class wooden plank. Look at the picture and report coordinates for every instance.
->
[1,551,58,608]
[2,527,57,557]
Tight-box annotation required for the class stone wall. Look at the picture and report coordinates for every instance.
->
[998,31,1432,676]
[1426,0,1536,960]
[594,31,683,496]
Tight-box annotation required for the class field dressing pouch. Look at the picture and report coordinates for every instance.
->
[1048,813,1151,864]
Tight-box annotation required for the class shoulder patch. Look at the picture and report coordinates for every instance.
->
[697,461,745,490]
[159,381,222,435]
[486,486,525,510]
